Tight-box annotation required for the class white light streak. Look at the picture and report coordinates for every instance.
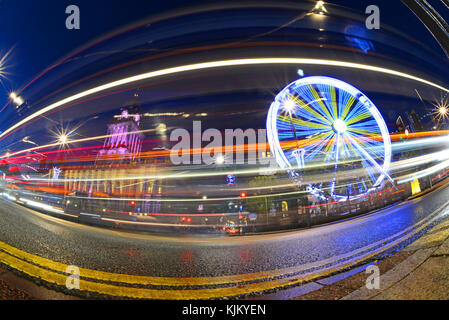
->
[1,58,448,142]
[397,158,449,184]
[0,127,158,159]
[19,198,64,214]
[2,193,17,201]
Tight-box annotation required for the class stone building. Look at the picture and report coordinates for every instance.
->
[62,96,165,214]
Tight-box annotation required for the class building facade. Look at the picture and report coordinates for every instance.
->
[62,96,164,215]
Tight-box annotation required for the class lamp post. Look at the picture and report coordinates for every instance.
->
[284,100,300,150]
[22,136,38,146]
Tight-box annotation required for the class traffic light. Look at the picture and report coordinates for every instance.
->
[130,200,136,206]
[240,192,247,198]
[181,217,192,223]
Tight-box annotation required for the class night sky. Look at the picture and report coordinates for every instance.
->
[0,0,448,109]
[0,0,192,98]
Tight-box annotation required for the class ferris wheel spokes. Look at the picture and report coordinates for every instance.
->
[267,76,392,201]
[344,132,394,186]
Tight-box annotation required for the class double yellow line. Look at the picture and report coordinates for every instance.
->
[0,238,372,299]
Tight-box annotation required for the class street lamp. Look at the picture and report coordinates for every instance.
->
[431,96,449,128]
[22,136,38,146]
[284,99,300,150]
[53,115,99,148]
[58,134,68,144]
[10,92,24,106]
[215,154,225,165]
[312,0,328,15]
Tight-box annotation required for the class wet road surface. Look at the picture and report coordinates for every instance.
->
[0,183,448,279]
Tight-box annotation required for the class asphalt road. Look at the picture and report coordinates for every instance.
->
[0,183,449,280]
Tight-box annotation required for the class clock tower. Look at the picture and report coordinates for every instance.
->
[97,94,144,163]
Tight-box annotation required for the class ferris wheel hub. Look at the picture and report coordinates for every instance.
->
[332,119,347,134]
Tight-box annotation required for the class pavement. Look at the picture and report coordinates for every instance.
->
[0,265,76,300]
[1,181,449,300]
[344,216,449,300]
[0,267,36,300]
[284,215,449,300]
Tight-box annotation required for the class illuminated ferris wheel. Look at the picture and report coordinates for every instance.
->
[266,76,393,201]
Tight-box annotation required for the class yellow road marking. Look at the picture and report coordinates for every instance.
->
[0,238,369,287]
[0,241,394,299]
[0,212,423,289]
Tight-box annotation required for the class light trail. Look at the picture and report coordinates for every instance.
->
[101,208,235,217]
[397,157,449,184]
[11,146,448,205]
[18,198,64,214]
[391,149,449,171]
[0,128,158,159]
[70,178,405,203]
[391,133,449,151]
[1,193,17,201]
[4,129,449,170]
[12,146,449,184]
[0,57,448,143]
